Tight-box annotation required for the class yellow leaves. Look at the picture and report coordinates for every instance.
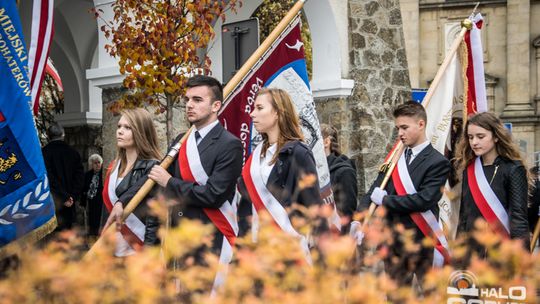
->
[298,173,317,190]
[3,194,540,303]
[97,0,241,113]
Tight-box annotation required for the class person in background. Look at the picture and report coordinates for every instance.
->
[82,154,104,240]
[42,122,84,231]
[321,123,358,231]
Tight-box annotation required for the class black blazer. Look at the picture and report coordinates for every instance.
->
[164,123,243,230]
[359,144,451,243]
[237,140,323,235]
[42,140,84,203]
[458,156,529,245]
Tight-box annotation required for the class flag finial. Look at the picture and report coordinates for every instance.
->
[461,18,473,30]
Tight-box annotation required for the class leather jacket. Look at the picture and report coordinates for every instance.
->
[458,156,530,247]
[116,159,160,246]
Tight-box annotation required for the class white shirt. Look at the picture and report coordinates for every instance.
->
[407,140,430,164]
[195,120,220,144]
[115,176,124,187]
[260,143,277,184]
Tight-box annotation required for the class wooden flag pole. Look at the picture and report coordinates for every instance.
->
[359,18,473,231]
[86,0,307,258]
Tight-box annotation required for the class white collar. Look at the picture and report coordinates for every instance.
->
[195,120,219,141]
[266,143,277,156]
[408,140,430,157]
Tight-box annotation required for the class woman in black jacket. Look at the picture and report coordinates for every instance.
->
[237,88,322,262]
[455,112,530,257]
[102,108,161,256]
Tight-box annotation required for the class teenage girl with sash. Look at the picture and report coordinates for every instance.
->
[455,112,530,256]
[237,88,322,264]
[102,108,162,256]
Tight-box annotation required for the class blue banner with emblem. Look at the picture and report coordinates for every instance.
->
[0,1,55,247]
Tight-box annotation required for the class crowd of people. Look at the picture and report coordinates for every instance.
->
[41,75,540,294]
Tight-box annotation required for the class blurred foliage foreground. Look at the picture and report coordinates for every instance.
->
[0,198,538,304]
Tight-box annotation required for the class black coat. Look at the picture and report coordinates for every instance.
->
[42,140,84,203]
[163,123,243,250]
[458,156,530,245]
[82,169,103,236]
[237,140,323,235]
[42,140,84,230]
[327,153,358,219]
[115,159,160,245]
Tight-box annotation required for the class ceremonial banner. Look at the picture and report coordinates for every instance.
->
[422,13,487,239]
[28,0,55,115]
[464,13,487,115]
[219,17,334,214]
[0,1,56,247]
[424,46,462,239]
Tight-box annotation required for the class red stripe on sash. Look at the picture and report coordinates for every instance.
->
[241,156,268,214]
[392,166,451,264]
[102,161,115,212]
[178,141,236,246]
[466,162,510,238]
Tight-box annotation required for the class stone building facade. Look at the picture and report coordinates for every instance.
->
[95,0,412,195]
[401,0,540,167]
[16,0,412,194]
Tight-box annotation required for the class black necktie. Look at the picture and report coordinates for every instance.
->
[194,131,202,145]
[405,148,412,164]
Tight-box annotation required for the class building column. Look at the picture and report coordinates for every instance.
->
[502,0,534,116]
[399,0,420,88]
[533,36,540,115]
[501,0,538,166]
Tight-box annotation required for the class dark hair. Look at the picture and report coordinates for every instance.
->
[47,122,64,140]
[321,124,341,155]
[392,101,427,123]
[455,112,532,186]
[186,75,223,102]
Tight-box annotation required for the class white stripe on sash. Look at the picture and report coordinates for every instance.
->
[396,154,450,268]
[184,130,238,296]
[473,157,510,234]
[107,162,145,257]
[249,144,312,265]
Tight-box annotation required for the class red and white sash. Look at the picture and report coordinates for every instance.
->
[242,143,313,265]
[102,161,145,257]
[391,153,451,267]
[466,157,510,238]
[178,130,239,295]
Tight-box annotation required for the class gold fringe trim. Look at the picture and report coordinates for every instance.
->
[0,216,57,257]
[458,40,469,125]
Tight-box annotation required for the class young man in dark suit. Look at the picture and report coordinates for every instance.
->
[149,75,243,254]
[358,101,451,286]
